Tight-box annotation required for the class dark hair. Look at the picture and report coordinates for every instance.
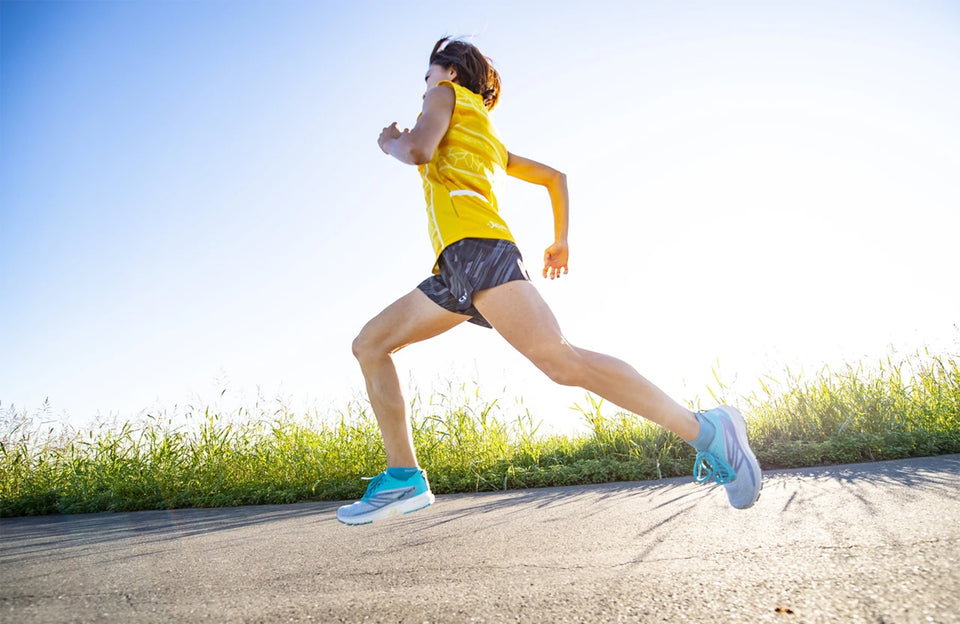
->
[429,37,501,110]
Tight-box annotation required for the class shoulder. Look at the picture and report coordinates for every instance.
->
[436,80,487,111]
[423,83,456,110]
[436,79,459,93]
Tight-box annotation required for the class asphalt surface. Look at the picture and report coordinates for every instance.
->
[2,454,958,624]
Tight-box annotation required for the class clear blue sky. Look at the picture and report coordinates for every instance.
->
[2,0,958,432]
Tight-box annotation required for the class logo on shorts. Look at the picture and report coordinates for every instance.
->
[458,293,468,304]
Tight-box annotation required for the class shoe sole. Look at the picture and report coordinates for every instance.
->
[337,491,436,526]
[718,405,763,509]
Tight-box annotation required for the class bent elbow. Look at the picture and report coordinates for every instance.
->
[409,146,434,165]
[552,170,568,189]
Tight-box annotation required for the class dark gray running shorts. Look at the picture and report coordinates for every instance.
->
[417,238,531,328]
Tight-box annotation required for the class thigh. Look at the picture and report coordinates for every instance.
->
[471,280,573,360]
[357,288,471,354]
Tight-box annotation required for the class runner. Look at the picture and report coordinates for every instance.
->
[337,37,762,525]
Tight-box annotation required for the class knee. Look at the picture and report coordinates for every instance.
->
[351,328,380,364]
[351,334,363,361]
[534,350,584,387]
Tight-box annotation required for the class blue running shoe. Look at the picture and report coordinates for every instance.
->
[336,468,435,525]
[692,406,762,509]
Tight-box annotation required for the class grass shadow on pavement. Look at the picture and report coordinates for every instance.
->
[404,476,709,533]
[0,501,340,566]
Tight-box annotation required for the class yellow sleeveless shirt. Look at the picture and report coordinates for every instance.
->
[418,80,515,271]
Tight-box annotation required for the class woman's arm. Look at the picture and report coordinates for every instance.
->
[506,152,569,279]
[378,86,455,165]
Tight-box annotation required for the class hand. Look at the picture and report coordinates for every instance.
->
[542,241,569,280]
[378,122,406,154]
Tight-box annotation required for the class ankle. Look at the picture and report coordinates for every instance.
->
[689,412,716,451]
[386,466,421,480]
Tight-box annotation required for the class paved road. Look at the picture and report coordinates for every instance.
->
[2,455,958,624]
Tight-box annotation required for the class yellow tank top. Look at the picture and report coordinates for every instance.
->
[418,80,514,271]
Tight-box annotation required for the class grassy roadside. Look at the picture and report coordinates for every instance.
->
[2,351,958,517]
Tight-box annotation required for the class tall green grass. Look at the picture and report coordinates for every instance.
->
[2,351,958,517]
[742,352,960,466]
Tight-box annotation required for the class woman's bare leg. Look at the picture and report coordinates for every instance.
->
[352,289,469,466]
[473,280,700,441]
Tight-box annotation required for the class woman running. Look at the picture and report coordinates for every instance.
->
[337,37,762,525]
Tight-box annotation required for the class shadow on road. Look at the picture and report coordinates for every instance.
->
[0,501,341,565]
[3,454,957,564]
[776,454,960,511]
[403,477,709,534]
